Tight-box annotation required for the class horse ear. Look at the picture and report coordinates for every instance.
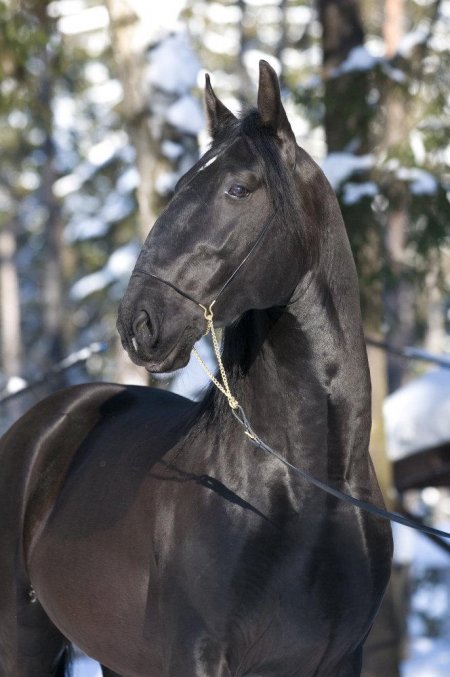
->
[257,60,296,168]
[204,74,236,139]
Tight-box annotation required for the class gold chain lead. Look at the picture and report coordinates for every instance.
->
[192,304,239,410]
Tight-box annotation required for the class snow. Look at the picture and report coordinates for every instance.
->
[70,242,140,300]
[54,130,131,200]
[165,96,204,135]
[126,0,186,34]
[85,80,123,107]
[107,242,140,278]
[331,46,378,77]
[5,376,27,394]
[155,171,179,195]
[403,638,450,677]
[396,167,438,195]
[169,337,215,400]
[101,194,134,224]
[382,63,407,83]
[53,94,77,132]
[117,167,139,194]
[47,1,85,18]
[398,26,429,57]
[57,5,109,35]
[70,269,114,300]
[53,173,83,198]
[410,131,427,165]
[73,652,102,677]
[203,28,240,57]
[286,6,313,25]
[8,109,28,129]
[59,342,107,369]
[83,61,109,85]
[393,522,450,568]
[384,369,450,461]
[87,132,128,167]
[161,140,184,160]
[65,217,109,242]
[148,32,200,95]
[19,170,40,191]
[206,3,242,24]
[243,51,281,80]
[342,181,378,205]
[320,153,374,190]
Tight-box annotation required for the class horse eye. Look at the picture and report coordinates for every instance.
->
[227,184,249,199]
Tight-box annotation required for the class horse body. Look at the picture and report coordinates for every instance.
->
[0,61,392,676]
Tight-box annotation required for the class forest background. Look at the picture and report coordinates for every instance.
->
[0,0,449,675]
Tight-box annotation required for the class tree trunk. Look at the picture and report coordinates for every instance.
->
[318,2,399,674]
[382,0,415,392]
[0,223,22,378]
[26,2,69,386]
[318,0,368,153]
[105,0,200,385]
[0,222,24,424]
[105,0,159,240]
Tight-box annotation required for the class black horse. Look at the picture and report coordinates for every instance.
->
[0,61,392,677]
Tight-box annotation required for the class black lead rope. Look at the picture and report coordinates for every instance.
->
[232,405,450,540]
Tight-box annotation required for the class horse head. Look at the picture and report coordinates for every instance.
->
[117,60,320,372]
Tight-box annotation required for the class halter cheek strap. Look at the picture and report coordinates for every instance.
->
[134,210,277,313]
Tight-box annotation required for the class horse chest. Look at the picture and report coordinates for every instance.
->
[148,477,383,666]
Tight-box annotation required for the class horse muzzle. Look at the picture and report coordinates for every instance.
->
[117,303,203,373]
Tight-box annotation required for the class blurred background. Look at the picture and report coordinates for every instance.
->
[0,0,449,675]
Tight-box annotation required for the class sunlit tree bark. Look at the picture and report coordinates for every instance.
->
[0,223,22,379]
[105,0,201,384]
[381,0,416,393]
[31,1,69,376]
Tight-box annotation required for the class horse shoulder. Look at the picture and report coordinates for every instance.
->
[0,383,194,564]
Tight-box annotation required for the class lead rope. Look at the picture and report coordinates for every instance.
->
[192,305,450,540]
[192,302,239,412]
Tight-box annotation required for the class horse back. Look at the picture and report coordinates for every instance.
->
[0,383,195,569]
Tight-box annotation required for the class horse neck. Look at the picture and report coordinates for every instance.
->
[218,208,371,481]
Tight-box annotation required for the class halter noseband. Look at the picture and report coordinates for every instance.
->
[135,209,277,320]
[133,210,277,411]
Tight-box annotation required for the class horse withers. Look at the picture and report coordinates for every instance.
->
[0,61,392,677]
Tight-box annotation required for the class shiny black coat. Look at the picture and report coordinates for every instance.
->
[0,61,392,677]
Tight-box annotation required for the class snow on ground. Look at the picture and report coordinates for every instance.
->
[73,652,102,677]
[403,638,450,677]
[395,521,450,676]
[384,369,450,461]
[169,336,215,400]
[393,522,450,569]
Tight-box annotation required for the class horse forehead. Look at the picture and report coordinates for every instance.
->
[195,136,259,184]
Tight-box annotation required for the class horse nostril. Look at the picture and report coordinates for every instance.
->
[132,310,154,344]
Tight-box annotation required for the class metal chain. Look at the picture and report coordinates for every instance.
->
[190,303,450,540]
[192,304,239,410]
